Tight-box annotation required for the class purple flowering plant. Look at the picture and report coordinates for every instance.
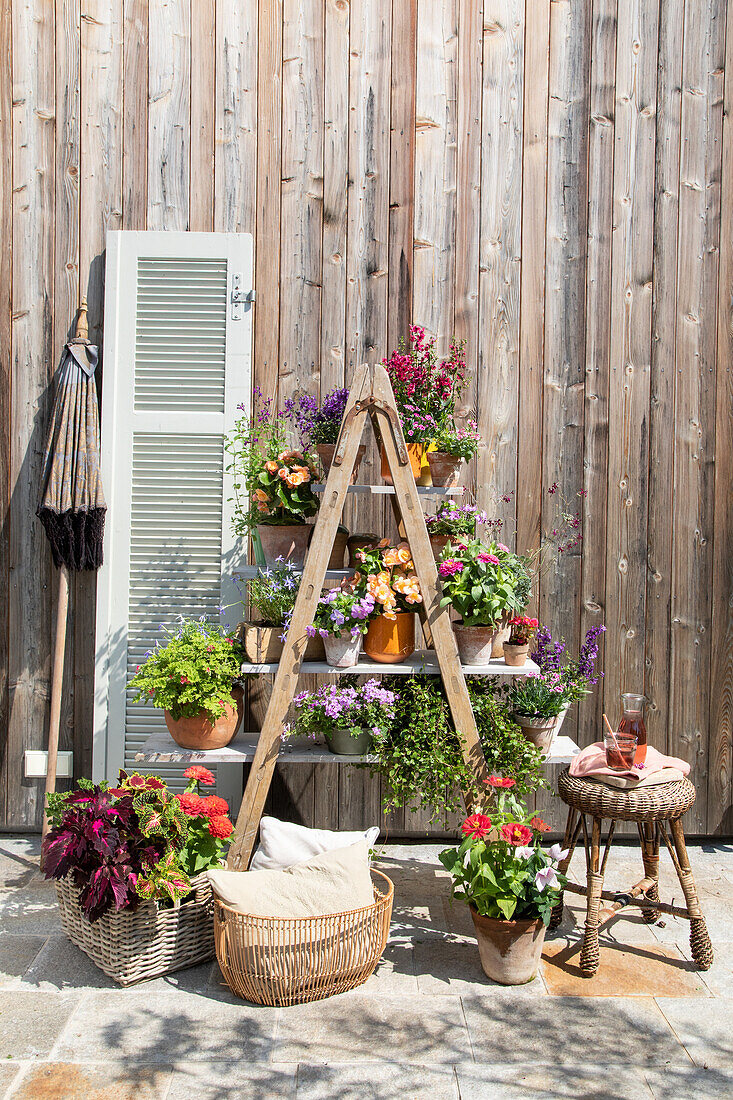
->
[284,387,349,448]
[425,501,488,541]
[507,624,606,719]
[286,678,398,746]
[308,578,376,639]
[238,560,301,628]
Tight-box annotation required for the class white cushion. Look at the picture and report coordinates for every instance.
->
[249,815,380,871]
[207,841,374,918]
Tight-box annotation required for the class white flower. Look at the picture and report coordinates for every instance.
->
[463,851,472,869]
[515,845,534,860]
[535,866,560,892]
[546,843,569,863]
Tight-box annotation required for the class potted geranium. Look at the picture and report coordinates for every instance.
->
[308,578,376,668]
[237,561,325,663]
[285,387,366,482]
[439,778,567,985]
[42,766,234,984]
[503,614,539,667]
[129,618,244,750]
[437,539,531,665]
[354,541,423,663]
[427,419,480,487]
[424,501,488,559]
[226,391,320,568]
[286,678,397,756]
[507,624,605,752]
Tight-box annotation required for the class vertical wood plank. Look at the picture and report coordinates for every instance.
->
[8,0,55,826]
[387,0,417,354]
[147,0,190,230]
[189,0,215,232]
[122,0,148,228]
[516,0,548,567]
[709,0,733,835]
[578,0,616,743]
[214,2,257,235]
[412,0,457,347]
[0,0,11,822]
[476,2,524,535]
[670,0,725,832]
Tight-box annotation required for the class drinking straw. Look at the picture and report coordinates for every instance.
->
[602,713,622,757]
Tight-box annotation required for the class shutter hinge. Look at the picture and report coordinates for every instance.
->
[231,274,255,320]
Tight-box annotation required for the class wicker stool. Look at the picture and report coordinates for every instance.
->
[550,767,713,977]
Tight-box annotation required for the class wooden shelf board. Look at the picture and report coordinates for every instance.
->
[235,565,353,580]
[134,731,580,767]
[311,483,464,496]
[241,655,541,677]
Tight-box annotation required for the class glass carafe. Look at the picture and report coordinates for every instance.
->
[618,693,647,748]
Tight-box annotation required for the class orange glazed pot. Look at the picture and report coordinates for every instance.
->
[165,686,243,751]
[363,613,415,664]
[380,444,432,486]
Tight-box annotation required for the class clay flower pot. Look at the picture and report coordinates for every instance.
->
[256,523,312,570]
[469,907,547,985]
[503,641,530,667]
[380,443,432,486]
[453,623,499,666]
[363,612,415,664]
[165,686,243,751]
[513,713,560,755]
[325,726,373,756]
[328,525,350,569]
[347,532,380,568]
[426,451,464,488]
[323,630,361,668]
[429,533,450,561]
[317,443,366,483]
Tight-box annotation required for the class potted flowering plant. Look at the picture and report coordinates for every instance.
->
[226,391,319,568]
[129,618,244,751]
[507,624,605,752]
[354,541,423,663]
[308,579,376,668]
[439,778,567,984]
[43,767,233,984]
[503,614,539,667]
[427,419,480,487]
[424,501,488,559]
[286,678,397,756]
[237,560,325,663]
[437,540,531,665]
[285,387,366,482]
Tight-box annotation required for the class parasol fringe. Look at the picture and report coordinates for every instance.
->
[37,506,106,571]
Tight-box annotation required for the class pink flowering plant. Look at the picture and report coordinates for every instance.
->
[286,678,397,748]
[431,419,481,461]
[439,779,567,922]
[383,326,469,441]
[129,618,244,722]
[437,539,531,627]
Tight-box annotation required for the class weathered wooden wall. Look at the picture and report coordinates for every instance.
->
[1,0,732,835]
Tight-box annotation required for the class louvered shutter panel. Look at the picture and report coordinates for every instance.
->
[94,231,252,786]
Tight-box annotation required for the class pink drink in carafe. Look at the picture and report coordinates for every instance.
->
[617,693,647,766]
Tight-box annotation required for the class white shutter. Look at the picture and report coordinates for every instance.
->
[94,231,252,786]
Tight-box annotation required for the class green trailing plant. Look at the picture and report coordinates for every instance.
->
[129,618,244,722]
[467,680,546,801]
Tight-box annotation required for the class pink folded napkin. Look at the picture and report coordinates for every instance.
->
[569,742,690,784]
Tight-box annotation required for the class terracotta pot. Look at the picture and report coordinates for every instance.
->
[429,533,450,561]
[503,641,530,667]
[347,532,380,568]
[513,712,561,754]
[241,624,324,663]
[256,523,312,570]
[426,451,464,488]
[363,613,415,664]
[454,623,499,666]
[328,526,350,570]
[491,614,512,658]
[165,686,243,751]
[470,907,547,985]
[323,630,361,668]
[325,725,373,756]
[317,443,367,484]
[380,443,432,486]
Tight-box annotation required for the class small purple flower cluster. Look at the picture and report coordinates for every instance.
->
[289,679,397,741]
[284,388,349,448]
[578,623,606,684]
[532,626,566,675]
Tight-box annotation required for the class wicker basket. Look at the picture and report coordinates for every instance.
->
[55,873,215,986]
[214,869,394,1006]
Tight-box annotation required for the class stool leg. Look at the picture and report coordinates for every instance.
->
[638,821,660,922]
[668,818,714,971]
[580,816,605,977]
[548,808,580,932]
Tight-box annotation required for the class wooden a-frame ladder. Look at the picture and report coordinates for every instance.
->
[227,362,490,870]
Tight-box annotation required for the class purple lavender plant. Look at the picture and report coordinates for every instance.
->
[284,388,349,448]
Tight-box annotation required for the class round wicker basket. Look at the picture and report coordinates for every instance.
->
[213,869,394,1006]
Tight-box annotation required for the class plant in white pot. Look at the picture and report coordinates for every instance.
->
[308,578,376,668]
[440,779,567,985]
[285,678,397,757]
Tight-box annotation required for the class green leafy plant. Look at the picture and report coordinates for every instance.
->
[431,419,480,460]
[242,561,301,626]
[129,618,243,722]
[439,782,567,923]
[425,501,487,541]
[438,539,531,626]
[467,681,546,800]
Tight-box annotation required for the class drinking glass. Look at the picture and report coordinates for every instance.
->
[603,730,638,771]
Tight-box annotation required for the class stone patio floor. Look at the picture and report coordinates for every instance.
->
[0,834,732,1099]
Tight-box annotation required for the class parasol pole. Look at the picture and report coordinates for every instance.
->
[41,298,88,856]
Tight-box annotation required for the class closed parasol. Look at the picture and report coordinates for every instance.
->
[37,298,106,844]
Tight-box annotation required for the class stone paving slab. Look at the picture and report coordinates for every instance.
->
[655,997,733,1070]
[455,1062,653,1099]
[643,1064,733,1100]
[0,933,45,989]
[166,1061,298,1100]
[541,941,710,997]
[413,937,547,996]
[295,1062,458,1099]
[0,991,81,1060]
[8,1061,173,1099]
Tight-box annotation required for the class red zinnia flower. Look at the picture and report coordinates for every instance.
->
[201,795,229,818]
[501,822,533,846]
[176,792,205,817]
[208,815,234,840]
[183,765,215,786]
[485,775,515,789]
[462,813,492,840]
[530,815,551,833]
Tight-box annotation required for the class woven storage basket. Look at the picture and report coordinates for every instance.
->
[55,873,215,986]
[214,869,394,1006]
